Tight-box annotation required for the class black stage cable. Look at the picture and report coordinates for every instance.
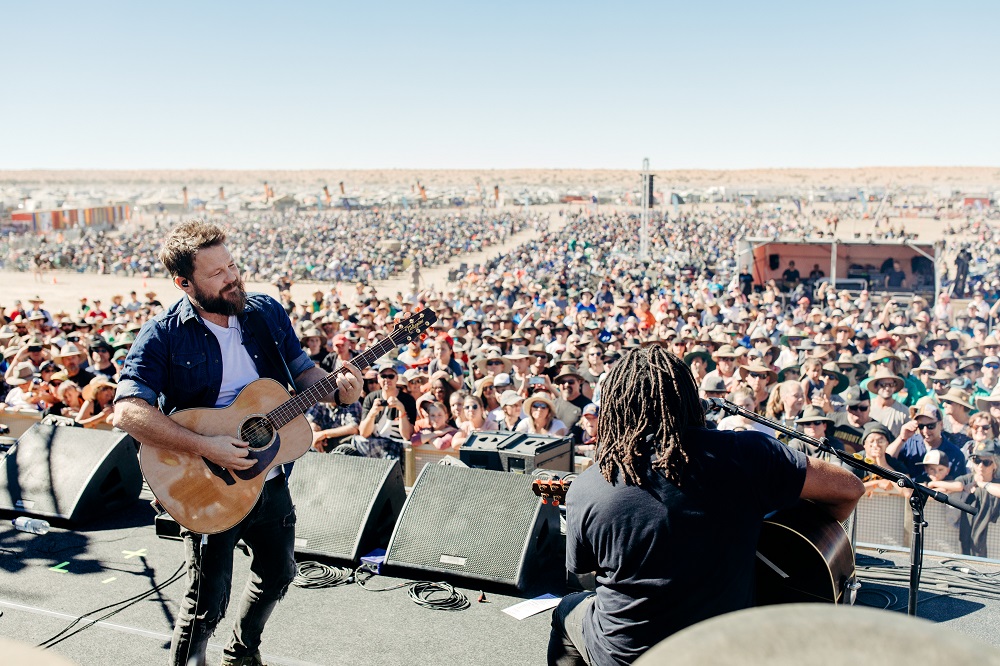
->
[354,564,470,611]
[292,561,354,589]
[37,562,186,649]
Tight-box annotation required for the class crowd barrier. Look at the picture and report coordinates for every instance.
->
[855,487,1000,562]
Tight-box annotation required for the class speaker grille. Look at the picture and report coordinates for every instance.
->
[0,424,140,522]
[288,454,403,561]
[386,464,556,588]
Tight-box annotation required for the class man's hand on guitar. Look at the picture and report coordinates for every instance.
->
[337,362,364,405]
[201,434,255,470]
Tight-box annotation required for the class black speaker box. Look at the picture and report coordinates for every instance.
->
[288,452,405,562]
[460,431,572,473]
[769,254,781,270]
[0,424,141,523]
[385,464,559,590]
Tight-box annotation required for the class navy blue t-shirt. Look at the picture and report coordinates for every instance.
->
[566,427,808,666]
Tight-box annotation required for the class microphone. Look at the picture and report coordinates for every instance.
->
[709,398,738,415]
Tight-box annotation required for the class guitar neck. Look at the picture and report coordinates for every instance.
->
[268,335,401,429]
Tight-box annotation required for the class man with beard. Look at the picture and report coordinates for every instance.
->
[113,221,363,666]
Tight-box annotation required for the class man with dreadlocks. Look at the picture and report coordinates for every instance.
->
[548,346,863,666]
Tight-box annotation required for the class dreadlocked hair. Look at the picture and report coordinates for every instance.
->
[596,346,705,488]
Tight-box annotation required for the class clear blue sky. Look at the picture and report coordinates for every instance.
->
[3,1,998,170]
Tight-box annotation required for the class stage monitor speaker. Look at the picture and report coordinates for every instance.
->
[385,464,559,590]
[458,431,514,471]
[460,432,572,474]
[288,452,405,562]
[769,254,781,270]
[499,433,572,473]
[0,424,141,523]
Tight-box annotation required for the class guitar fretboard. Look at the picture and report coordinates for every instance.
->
[265,316,431,429]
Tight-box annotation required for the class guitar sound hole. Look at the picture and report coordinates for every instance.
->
[240,417,274,450]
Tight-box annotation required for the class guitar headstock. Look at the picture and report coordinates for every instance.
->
[391,309,438,346]
[532,478,572,506]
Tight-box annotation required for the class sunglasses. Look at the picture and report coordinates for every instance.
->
[917,422,938,431]
[848,403,870,412]
[874,382,897,390]
[530,403,549,410]
[932,380,950,386]
[462,404,480,410]
[986,364,1000,370]
[747,372,769,380]
[971,424,992,431]
[874,358,893,365]
[486,360,505,366]
[823,373,838,380]
[972,457,996,466]
[379,373,397,379]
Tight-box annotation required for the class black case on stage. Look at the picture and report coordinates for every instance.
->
[459,431,572,473]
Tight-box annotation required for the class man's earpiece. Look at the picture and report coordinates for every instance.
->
[181,280,190,287]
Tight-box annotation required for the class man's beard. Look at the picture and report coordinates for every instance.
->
[192,278,247,316]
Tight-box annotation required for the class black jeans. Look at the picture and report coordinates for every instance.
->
[548,591,595,666]
[168,474,297,666]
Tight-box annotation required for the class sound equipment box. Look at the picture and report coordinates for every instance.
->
[459,431,572,473]
[288,452,405,562]
[0,424,142,523]
[385,463,560,590]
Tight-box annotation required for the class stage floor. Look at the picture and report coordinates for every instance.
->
[1,494,999,666]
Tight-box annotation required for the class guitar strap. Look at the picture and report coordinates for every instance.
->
[245,309,298,393]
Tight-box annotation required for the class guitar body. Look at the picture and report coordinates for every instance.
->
[755,501,855,605]
[139,378,312,535]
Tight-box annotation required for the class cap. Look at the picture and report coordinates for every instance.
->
[914,402,942,422]
[582,403,599,418]
[919,449,951,467]
[493,372,513,388]
[499,390,523,407]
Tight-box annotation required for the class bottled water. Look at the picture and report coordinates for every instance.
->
[12,516,50,534]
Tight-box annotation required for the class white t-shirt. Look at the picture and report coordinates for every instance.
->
[204,316,280,481]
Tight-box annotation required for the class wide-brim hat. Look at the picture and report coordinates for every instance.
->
[913,359,939,374]
[821,362,850,393]
[555,365,586,384]
[738,361,777,384]
[504,344,531,361]
[683,345,716,370]
[779,327,807,347]
[866,367,904,394]
[797,406,834,425]
[5,361,35,386]
[939,387,975,411]
[474,352,512,374]
[51,342,86,362]
[976,385,1000,413]
[524,392,557,415]
[527,344,551,361]
[713,344,739,359]
[777,365,801,382]
[926,334,959,351]
[82,376,117,402]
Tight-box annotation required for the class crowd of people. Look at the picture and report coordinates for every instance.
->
[2,206,1000,559]
[0,209,544,285]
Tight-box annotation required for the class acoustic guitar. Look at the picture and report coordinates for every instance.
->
[534,480,855,605]
[140,309,437,534]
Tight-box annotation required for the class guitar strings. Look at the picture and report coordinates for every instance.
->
[238,318,429,445]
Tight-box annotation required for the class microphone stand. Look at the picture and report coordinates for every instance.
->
[710,398,977,616]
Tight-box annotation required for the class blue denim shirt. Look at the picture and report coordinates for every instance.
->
[115,292,313,414]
